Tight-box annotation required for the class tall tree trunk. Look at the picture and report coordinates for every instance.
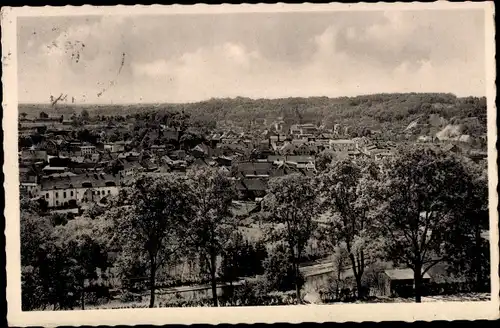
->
[474,221,482,292]
[210,251,218,307]
[81,279,85,310]
[290,245,301,303]
[349,254,364,299]
[294,261,301,303]
[414,263,422,303]
[354,273,363,300]
[149,257,156,308]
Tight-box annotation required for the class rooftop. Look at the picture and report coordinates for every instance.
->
[384,268,431,280]
[40,172,121,190]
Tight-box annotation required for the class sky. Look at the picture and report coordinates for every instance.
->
[17,9,486,104]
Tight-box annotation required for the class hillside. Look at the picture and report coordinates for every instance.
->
[19,93,487,139]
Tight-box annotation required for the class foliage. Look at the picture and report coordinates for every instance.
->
[21,211,111,310]
[263,243,305,293]
[370,146,486,302]
[219,232,268,283]
[317,157,382,298]
[49,212,73,226]
[81,109,90,121]
[263,173,319,302]
[186,167,237,306]
[53,218,111,309]
[444,158,490,291]
[113,173,197,307]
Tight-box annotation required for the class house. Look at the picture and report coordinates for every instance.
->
[230,200,261,219]
[290,123,318,137]
[191,143,210,158]
[39,172,121,209]
[373,150,394,161]
[235,178,268,201]
[149,145,167,155]
[377,269,432,297]
[215,155,232,167]
[268,155,316,167]
[118,151,141,161]
[279,142,298,155]
[468,150,487,163]
[329,139,357,152]
[209,133,222,148]
[77,145,97,155]
[442,143,462,154]
[192,158,216,168]
[347,150,363,158]
[235,162,273,178]
[20,148,48,163]
[120,158,143,176]
[20,174,40,198]
[162,128,180,142]
[296,143,317,155]
[43,156,70,175]
[103,141,125,153]
[169,149,187,160]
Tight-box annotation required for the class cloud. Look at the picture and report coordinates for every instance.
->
[18,11,486,104]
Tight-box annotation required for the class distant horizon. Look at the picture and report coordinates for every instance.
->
[17,91,486,108]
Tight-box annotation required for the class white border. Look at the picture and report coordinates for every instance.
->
[2,2,498,326]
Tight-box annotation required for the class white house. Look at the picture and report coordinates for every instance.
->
[80,145,97,155]
[103,142,125,153]
[39,172,121,208]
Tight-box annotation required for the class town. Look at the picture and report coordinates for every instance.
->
[19,94,490,310]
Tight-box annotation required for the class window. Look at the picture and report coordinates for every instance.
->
[46,193,49,199]
[70,191,74,197]
[63,192,67,198]
[56,200,59,206]
[55,192,59,198]
[108,190,111,194]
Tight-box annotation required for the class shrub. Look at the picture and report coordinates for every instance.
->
[119,290,142,303]
[263,244,304,293]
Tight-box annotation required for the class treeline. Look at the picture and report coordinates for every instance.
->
[20,146,489,310]
[20,93,487,135]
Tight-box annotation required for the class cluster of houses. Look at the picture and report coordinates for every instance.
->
[26,114,484,215]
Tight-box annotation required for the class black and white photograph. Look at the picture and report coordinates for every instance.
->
[2,2,498,326]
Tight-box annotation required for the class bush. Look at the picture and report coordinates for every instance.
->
[119,290,142,303]
[263,244,305,293]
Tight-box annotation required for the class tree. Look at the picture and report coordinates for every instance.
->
[371,147,482,302]
[316,151,335,172]
[317,158,381,298]
[219,233,268,286]
[187,167,237,307]
[263,173,319,302]
[53,218,110,310]
[81,109,90,121]
[21,205,113,311]
[330,246,350,298]
[445,158,489,291]
[263,243,305,295]
[113,173,196,308]
[219,231,245,288]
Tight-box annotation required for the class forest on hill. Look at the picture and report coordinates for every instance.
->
[19,93,487,138]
